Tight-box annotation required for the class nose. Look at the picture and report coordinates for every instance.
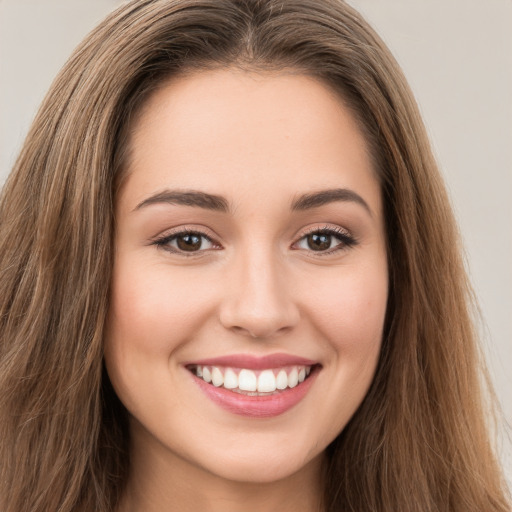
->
[218,248,300,339]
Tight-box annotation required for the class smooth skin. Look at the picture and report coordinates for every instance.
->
[104,68,388,512]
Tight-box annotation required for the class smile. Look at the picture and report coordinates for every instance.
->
[184,354,321,418]
[187,365,313,395]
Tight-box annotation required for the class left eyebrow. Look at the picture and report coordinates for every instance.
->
[291,188,372,216]
[134,189,230,212]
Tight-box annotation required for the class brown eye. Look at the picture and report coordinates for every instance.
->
[294,228,357,254]
[176,233,203,252]
[306,233,331,251]
[154,231,217,254]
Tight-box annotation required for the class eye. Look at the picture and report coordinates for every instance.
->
[152,230,219,254]
[293,227,357,253]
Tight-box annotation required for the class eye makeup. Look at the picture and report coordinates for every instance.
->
[150,223,358,257]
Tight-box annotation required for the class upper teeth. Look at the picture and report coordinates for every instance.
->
[192,365,312,394]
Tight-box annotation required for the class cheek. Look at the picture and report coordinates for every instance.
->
[106,261,217,354]
[286,261,388,447]
[103,260,220,411]
[300,261,388,361]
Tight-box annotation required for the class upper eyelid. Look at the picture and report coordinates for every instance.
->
[152,223,350,239]
[293,224,355,244]
[150,225,219,244]
[298,224,351,236]
[154,231,218,246]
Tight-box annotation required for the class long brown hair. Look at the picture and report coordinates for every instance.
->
[0,1,509,510]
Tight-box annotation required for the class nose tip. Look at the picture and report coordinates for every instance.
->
[221,307,299,339]
[218,262,300,339]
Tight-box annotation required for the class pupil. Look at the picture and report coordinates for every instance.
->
[308,233,331,251]
[177,234,202,251]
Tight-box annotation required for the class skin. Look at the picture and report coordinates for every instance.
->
[104,68,388,512]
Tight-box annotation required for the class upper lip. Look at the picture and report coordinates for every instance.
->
[183,353,319,370]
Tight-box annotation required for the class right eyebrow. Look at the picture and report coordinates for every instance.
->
[133,189,230,213]
[291,187,373,217]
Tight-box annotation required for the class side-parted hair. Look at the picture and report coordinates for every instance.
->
[0,1,509,511]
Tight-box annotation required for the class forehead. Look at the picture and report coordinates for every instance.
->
[120,68,380,216]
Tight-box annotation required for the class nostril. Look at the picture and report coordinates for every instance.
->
[218,277,300,338]
[226,323,296,340]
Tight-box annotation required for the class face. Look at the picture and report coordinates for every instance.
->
[105,69,388,485]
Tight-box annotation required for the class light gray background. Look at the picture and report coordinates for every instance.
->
[1,0,511,487]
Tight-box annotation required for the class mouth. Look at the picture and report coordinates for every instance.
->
[186,364,317,396]
[184,354,321,418]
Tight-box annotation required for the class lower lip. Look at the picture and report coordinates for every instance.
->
[188,367,319,418]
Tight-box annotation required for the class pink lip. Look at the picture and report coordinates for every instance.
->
[184,358,321,419]
[183,353,318,370]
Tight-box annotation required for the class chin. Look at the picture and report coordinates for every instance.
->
[200,449,324,485]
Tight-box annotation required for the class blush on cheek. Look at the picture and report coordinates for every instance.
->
[109,269,223,357]
[315,280,387,339]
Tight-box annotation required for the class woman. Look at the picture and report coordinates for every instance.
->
[0,0,509,511]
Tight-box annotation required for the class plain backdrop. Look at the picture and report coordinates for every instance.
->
[1,0,511,487]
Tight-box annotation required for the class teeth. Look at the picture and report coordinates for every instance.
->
[238,369,257,391]
[276,369,288,390]
[211,367,223,387]
[223,368,238,389]
[288,367,299,388]
[257,370,276,393]
[202,366,212,383]
[191,364,314,394]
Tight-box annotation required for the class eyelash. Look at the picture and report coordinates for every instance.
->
[294,225,358,255]
[151,228,220,256]
[151,225,357,257]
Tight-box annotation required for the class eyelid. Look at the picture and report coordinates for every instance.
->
[291,224,358,255]
[150,225,223,255]
[149,223,357,257]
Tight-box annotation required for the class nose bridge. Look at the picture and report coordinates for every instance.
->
[219,242,299,338]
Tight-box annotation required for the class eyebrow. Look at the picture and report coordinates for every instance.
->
[291,188,372,216]
[134,190,229,212]
[134,187,371,216]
